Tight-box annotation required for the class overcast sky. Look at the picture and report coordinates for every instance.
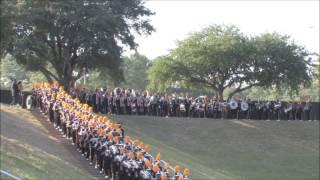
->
[125,0,319,60]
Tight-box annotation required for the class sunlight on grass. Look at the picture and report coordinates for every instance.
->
[114,115,319,180]
[122,124,236,180]
[0,104,48,133]
[1,135,94,179]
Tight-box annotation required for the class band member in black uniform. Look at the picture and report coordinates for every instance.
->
[291,101,298,120]
[66,113,72,140]
[211,97,218,119]
[170,96,178,117]
[302,101,311,120]
[60,107,67,136]
[130,92,138,115]
[136,93,144,115]
[238,98,249,119]
[126,89,132,115]
[156,96,163,116]
[185,97,191,117]
[162,95,169,117]
[284,101,293,120]
[150,94,158,116]
[143,92,149,115]
[108,92,114,114]
[49,99,55,124]
[120,92,126,115]
[102,91,109,114]
[228,98,238,119]
[294,101,301,120]
[262,101,270,120]
[246,98,254,119]
[115,89,121,115]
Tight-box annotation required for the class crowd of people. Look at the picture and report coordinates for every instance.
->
[33,82,190,180]
[62,86,314,121]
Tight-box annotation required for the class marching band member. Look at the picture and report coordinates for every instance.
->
[34,82,192,180]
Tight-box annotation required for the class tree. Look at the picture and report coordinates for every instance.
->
[1,54,48,90]
[147,55,177,93]
[0,0,17,58]
[147,25,313,100]
[0,55,27,88]
[1,0,154,90]
[120,53,150,90]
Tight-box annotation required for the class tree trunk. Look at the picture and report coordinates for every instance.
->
[218,89,224,101]
[61,76,75,92]
[59,67,75,92]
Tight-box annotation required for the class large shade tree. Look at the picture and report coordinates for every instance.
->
[120,53,150,90]
[147,25,313,100]
[1,0,154,90]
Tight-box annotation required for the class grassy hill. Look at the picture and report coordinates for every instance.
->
[110,115,319,180]
[0,104,99,180]
[1,103,318,180]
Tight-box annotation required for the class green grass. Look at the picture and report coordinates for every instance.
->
[0,136,93,180]
[1,103,318,180]
[0,104,96,180]
[110,115,319,180]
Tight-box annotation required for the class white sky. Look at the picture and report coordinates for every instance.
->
[125,0,319,60]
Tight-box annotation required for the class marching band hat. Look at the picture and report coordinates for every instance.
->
[145,159,151,168]
[144,145,150,153]
[125,136,131,144]
[139,142,145,149]
[129,151,134,159]
[156,152,161,161]
[153,164,160,172]
[134,139,140,147]
[174,165,180,173]
[137,151,143,160]
[165,162,170,170]
[107,132,113,139]
[183,168,190,177]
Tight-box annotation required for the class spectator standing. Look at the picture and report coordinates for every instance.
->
[10,78,19,105]
[17,80,24,107]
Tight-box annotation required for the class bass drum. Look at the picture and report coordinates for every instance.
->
[179,104,186,112]
[241,102,249,111]
[229,100,238,110]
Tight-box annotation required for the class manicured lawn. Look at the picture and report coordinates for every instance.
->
[111,115,319,180]
[1,103,318,180]
[0,104,98,180]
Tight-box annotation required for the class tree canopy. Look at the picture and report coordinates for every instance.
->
[147,25,314,100]
[72,54,150,90]
[120,53,150,90]
[1,0,154,90]
[0,54,48,90]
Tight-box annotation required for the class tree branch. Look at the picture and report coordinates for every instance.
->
[39,66,59,81]
[228,83,262,99]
